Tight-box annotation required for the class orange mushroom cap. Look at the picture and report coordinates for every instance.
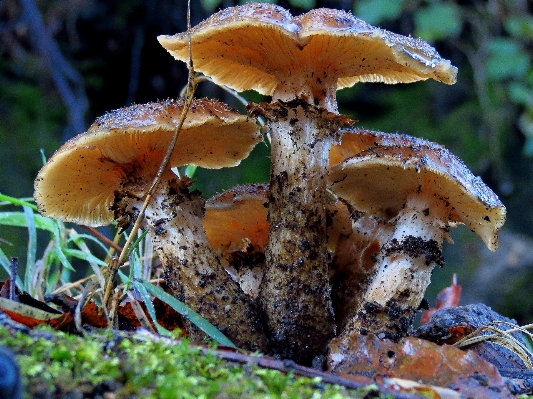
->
[159,3,457,98]
[328,131,506,251]
[34,98,261,226]
[203,184,269,256]
[329,128,420,167]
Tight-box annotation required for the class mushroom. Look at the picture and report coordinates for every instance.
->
[34,98,267,351]
[203,182,379,319]
[158,3,458,362]
[328,130,414,331]
[328,132,506,340]
[203,184,269,300]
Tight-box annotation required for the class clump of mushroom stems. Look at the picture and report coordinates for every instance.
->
[341,192,452,340]
[113,167,267,351]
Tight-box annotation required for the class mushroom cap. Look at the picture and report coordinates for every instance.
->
[203,184,269,255]
[34,98,261,226]
[203,183,363,257]
[328,131,506,251]
[330,128,419,167]
[158,3,457,96]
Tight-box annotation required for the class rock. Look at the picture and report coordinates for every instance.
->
[0,345,22,399]
[414,303,528,370]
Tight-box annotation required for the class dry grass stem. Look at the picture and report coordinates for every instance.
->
[453,321,533,369]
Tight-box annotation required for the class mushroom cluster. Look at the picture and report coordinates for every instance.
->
[159,2,459,363]
[35,98,267,351]
[34,2,506,366]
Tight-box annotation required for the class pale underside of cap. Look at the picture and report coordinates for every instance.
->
[34,99,261,226]
[158,3,457,97]
[203,184,270,254]
[328,130,506,251]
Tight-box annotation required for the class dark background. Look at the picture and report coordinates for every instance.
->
[1,0,533,323]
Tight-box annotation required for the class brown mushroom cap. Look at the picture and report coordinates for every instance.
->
[203,183,269,255]
[34,98,261,226]
[329,128,420,167]
[328,134,506,251]
[158,3,457,97]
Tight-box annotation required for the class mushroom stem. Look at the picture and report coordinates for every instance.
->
[114,171,267,351]
[330,213,394,332]
[249,100,350,363]
[343,193,447,340]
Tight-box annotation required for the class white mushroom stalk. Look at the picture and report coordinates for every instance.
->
[329,131,506,340]
[158,3,458,363]
[352,193,449,339]
[34,99,267,351]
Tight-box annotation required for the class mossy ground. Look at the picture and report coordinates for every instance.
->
[0,326,388,399]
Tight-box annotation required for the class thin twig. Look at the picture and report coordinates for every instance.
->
[126,291,156,333]
[103,0,198,311]
[82,225,123,252]
[181,74,269,143]
[51,274,95,295]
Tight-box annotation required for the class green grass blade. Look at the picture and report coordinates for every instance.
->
[62,248,108,267]
[51,221,75,272]
[117,269,129,285]
[66,232,110,254]
[0,212,55,232]
[67,230,105,287]
[0,247,10,274]
[126,229,149,258]
[132,280,171,336]
[137,279,237,348]
[185,164,197,178]
[23,206,37,295]
[39,148,47,166]
[130,247,141,281]
[0,194,37,210]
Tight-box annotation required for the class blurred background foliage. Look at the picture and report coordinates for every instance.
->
[1,0,533,322]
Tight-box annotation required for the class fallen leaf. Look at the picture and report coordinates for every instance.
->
[420,273,462,325]
[328,333,514,398]
[0,297,63,328]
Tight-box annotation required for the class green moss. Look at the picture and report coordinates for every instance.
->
[0,326,387,398]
